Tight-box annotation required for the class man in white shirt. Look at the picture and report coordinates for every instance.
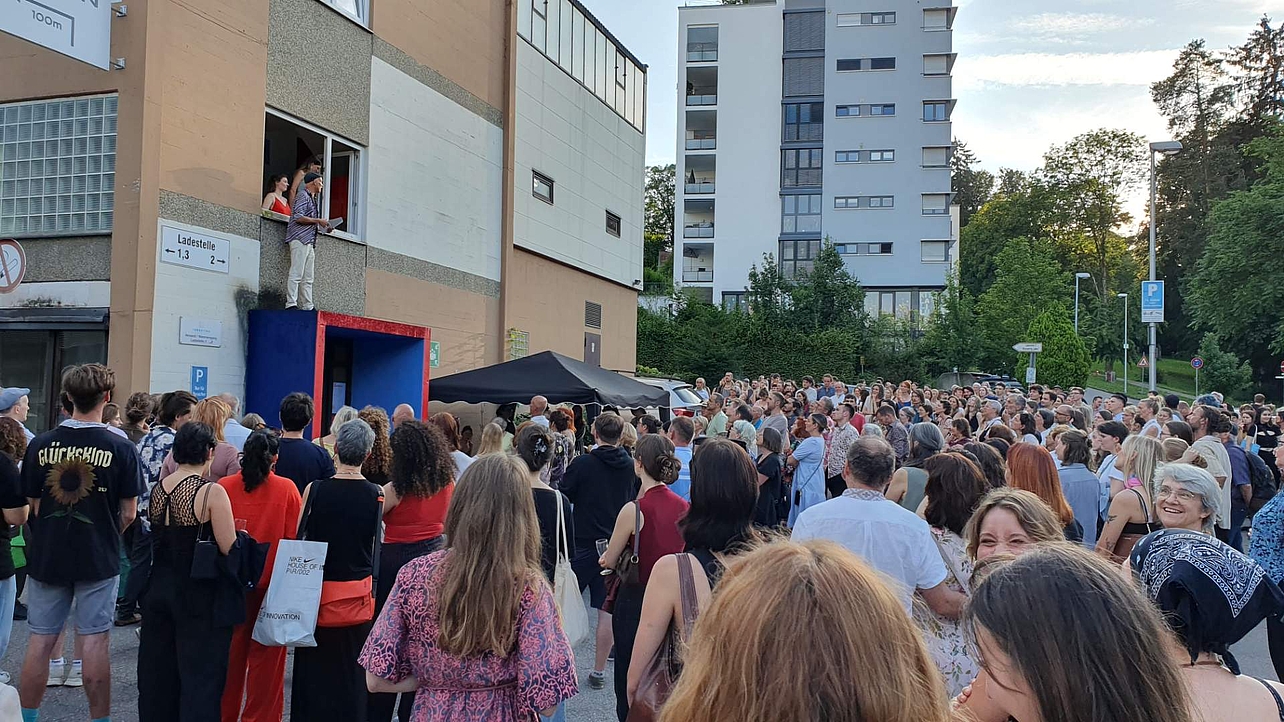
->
[791,436,965,618]
[529,395,550,427]
[1183,404,1233,541]
[215,393,251,451]
[692,378,710,401]
[977,400,1002,440]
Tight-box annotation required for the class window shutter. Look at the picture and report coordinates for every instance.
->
[783,57,824,97]
[924,54,949,75]
[784,12,824,51]
[922,147,949,167]
[585,301,603,329]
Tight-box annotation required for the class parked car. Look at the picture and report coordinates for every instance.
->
[634,377,704,422]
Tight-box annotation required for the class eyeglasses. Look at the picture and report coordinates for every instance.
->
[1156,486,1200,502]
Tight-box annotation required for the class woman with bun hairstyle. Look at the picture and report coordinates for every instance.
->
[513,424,575,583]
[598,433,689,721]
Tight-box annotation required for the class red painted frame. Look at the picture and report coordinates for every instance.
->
[311,311,432,438]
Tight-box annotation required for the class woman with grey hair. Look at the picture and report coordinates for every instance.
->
[314,404,359,460]
[292,419,386,721]
[1154,462,1222,535]
[888,422,944,512]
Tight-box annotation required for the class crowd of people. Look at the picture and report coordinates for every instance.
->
[1,364,1284,721]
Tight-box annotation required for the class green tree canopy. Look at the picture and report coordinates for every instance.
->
[1021,306,1090,388]
[975,238,1072,371]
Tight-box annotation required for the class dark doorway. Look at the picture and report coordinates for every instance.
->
[320,337,353,432]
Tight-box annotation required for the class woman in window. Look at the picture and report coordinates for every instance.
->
[261,174,291,215]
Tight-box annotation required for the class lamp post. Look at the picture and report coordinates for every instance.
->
[1074,272,1091,333]
[1148,140,1183,393]
[1118,292,1129,398]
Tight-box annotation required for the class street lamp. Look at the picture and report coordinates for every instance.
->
[1148,140,1183,393]
[1074,272,1091,333]
[1118,292,1129,398]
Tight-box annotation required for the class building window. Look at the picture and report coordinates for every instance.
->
[722,291,747,312]
[779,239,821,279]
[783,102,824,141]
[922,193,950,215]
[0,95,117,238]
[782,149,823,188]
[533,171,554,204]
[836,57,896,72]
[835,242,892,255]
[923,8,953,30]
[924,53,955,76]
[784,11,825,52]
[870,150,895,162]
[687,25,718,62]
[836,12,896,26]
[866,287,939,324]
[923,101,950,122]
[871,104,895,116]
[263,110,364,236]
[921,240,950,262]
[835,196,893,209]
[836,105,860,118]
[838,149,895,163]
[922,146,950,167]
[605,210,621,237]
[781,194,822,233]
[783,57,825,97]
[319,0,368,26]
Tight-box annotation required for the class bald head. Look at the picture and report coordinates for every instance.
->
[392,404,415,427]
[530,395,548,416]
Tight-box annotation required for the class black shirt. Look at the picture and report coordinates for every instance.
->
[754,453,785,528]
[0,454,28,579]
[532,487,575,582]
[560,445,637,552]
[300,477,383,582]
[21,424,144,584]
[275,437,337,495]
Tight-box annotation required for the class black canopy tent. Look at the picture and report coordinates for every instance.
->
[428,351,668,408]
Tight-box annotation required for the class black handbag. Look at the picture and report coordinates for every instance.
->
[190,482,219,579]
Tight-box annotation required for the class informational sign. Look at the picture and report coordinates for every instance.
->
[331,382,347,413]
[0,0,113,70]
[1141,281,1165,323]
[1191,357,1204,370]
[160,225,230,274]
[429,341,440,369]
[190,366,208,400]
[0,239,26,294]
[1025,366,1036,384]
[179,317,222,348]
[1013,342,1043,353]
[1138,356,1149,368]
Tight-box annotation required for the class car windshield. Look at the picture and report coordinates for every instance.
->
[673,387,702,405]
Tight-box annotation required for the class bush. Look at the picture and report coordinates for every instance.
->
[1018,306,1089,388]
[1196,333,1253,400]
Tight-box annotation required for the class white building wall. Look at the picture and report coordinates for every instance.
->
[675,3,782,304]
[149,220,260,402]
[513,42,645,289]
[366,58,505,282]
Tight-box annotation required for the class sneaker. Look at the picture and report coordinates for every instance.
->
[47,659,64,687]
[607,646,616,663]
[0,671,10,685]
[64,660,83,688]
[114,611,142,626]
[587,671,606,690]
[12,601,25,621]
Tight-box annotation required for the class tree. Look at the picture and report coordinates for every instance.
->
[745,253,789,326]
[918,271,980,375]
[951,140,995,228]
[1227,17,1284,126]
[957,184,1053,297]
[789,240,866,332]
[1196,333,1253,400]
[975,238,1072,371]
[643,164,675,267]
[1021,307,1090,389]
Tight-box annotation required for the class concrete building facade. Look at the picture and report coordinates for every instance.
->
[0,0,645,433]
[674,0,956,322]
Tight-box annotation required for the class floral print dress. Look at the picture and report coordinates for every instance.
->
[912,527,978,697]
[358,550,578,722]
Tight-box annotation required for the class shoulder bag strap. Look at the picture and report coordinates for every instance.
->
[297,479,320,540]
[676,553,699,639]
[370,486,382,596]
[631,498,641,560]
[555,491,568,562]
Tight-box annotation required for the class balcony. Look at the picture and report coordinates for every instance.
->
[683,224,714,238]
[683,155,716,194]
[682,242,714,283]
[685,109,717,151]
[686,66,718,106]
[685,134,716,151]
[683,199,715,238]
[687,26,718,62]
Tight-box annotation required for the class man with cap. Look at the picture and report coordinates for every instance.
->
[284,172,329,311]
[0,388,32,442]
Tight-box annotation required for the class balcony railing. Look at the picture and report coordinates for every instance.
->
[683,223,714,238]
[686,94,717,106]
[685,181,715,194]
[683,271,714,283]
[685,137,716,150]
[687,44,718,62]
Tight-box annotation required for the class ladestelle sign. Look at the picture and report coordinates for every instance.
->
[0,0,113,70]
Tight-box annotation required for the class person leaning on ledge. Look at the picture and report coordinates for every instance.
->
[284,172,328,311]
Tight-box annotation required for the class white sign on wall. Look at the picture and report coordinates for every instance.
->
[179,317,223,348]
[0,0,113,70]
[160,225,230,274]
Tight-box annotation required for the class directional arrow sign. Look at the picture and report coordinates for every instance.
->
[1,0,113,69]
[1013,342,1043,353]
[159,225,231,275]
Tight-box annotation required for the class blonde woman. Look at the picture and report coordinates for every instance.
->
[658,540,953,722]
[314,405,358,459]
[160,397,241,480]
[1096,434,1162,563]
[475,420,507,456]
[619,421,638,454]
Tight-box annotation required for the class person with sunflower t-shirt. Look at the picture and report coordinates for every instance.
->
[17,364,143,722]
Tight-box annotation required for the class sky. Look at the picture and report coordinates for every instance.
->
[578,0,1281,182]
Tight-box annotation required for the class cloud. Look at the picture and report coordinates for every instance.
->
[955,50,1180,90]
[1008,12,1155,36]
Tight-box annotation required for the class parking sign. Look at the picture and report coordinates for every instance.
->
[1141,281,1164,323]
[190,366,208,400]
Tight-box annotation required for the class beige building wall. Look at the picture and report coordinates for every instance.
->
[363,268,501,376]
[505,250,637,373]
[372,0,508,110]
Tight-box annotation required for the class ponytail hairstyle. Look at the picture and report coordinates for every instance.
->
[636,433,681,484]
[241,430,280,493]
[514,423,555,473]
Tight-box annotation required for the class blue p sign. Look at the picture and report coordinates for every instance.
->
[190,366,208,400]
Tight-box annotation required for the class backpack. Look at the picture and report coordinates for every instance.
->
[1247,449,1278,513]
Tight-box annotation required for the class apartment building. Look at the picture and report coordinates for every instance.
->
[674,0,957,322]
[0,0,645,434]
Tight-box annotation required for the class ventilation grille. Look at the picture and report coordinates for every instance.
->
[585,301,603,329]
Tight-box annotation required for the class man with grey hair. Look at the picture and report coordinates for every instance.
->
[1003,394,1027,425]
[215,393,250,451]
[977,399,1002,441]
[529,396,550,428]
[792,436,966,618]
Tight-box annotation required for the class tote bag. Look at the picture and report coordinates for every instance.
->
[553,492,590,647]
[251,538,328,647]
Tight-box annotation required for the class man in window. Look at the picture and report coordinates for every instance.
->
[284,173,328,311]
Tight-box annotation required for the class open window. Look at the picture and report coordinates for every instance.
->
[263,110,364,239]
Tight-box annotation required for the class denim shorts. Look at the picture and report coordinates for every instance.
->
[27,576,119,636]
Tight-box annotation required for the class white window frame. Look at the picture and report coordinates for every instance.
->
[922,193,951,215]
[869,195,894,208]
[265,107,367,242]
[870,150,895,162]
[921,240,951,263]
[836,105,860,117]
[870,104,895,116]
[923,101,950,122]
[318,0,369,28]
[836,11,896,27]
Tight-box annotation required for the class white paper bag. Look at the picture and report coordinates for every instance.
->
[252,539,328,648]
[553,494,590,647]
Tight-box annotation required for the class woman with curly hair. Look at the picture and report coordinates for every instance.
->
[0,418,30,674]
[358,406,392,487]
[368,418,456,722]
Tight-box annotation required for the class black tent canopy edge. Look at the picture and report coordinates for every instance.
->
[428,351,669,408]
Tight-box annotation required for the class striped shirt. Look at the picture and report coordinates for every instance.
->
[285,188,319,245]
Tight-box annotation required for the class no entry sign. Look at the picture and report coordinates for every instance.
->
[0,239,26,294]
